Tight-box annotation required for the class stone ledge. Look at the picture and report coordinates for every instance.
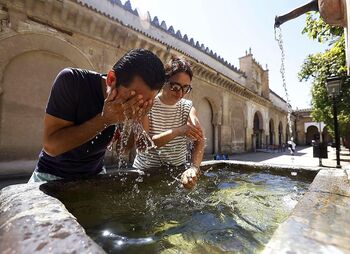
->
[262,169,350,254]
[0,183,105,253]
[202,159,321,171]
[1,164,346,253]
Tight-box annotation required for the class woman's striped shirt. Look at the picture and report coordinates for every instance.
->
[133,96,192,169]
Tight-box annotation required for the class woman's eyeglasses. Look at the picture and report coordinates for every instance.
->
[166,81,192,94]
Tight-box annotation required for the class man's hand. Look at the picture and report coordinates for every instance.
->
[102,90,148,125]
[134,98,154,122]
[181,166,201,189]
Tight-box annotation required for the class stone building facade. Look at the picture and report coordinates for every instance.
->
[0,0,290,160]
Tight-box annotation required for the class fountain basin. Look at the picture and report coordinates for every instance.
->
[0,162,349,253]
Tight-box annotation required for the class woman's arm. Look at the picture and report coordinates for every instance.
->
[188,107,205,169]
[181,107,205,189]
[151,108,203,148]
[151,128,182,148]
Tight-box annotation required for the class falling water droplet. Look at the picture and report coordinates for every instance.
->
[274,27,293,137]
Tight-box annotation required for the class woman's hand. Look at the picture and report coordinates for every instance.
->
[181,166,201,189]
[177,120,203,141]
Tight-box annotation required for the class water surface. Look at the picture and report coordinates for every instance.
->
[52,166,311,254]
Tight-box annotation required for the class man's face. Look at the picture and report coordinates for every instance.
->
[117,76,158,103]
[106,71,158,104]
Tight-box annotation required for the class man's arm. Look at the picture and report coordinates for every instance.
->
[43,88,144,157]
[43,113,111,156]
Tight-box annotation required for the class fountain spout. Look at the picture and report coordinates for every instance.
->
[274,0,319,28]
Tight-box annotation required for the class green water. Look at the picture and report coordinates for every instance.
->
[53,167,310,254]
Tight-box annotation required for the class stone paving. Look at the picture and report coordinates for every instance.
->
[224,146,350,169]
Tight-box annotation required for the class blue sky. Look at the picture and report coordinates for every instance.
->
[122,0,328,109]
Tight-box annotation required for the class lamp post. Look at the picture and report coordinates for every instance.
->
[318,121,323,167]
[326,76,343,168]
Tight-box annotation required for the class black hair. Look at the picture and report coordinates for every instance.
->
[112,49,165,90]
[165,56,193,81]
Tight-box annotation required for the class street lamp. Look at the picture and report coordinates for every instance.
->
[326,76,343,168]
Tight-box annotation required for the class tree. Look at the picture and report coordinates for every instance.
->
[298,12,350,144]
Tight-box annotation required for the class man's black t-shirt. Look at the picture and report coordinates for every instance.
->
[36,68,115,179]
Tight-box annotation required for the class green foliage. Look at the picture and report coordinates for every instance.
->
[302,12,343,43]
[298,12,349,137]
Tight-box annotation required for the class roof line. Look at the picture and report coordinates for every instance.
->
[106,0,244,75]
[269,89,287,103]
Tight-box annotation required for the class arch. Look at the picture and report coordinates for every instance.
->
[269,119,275,145]
[278,121,283,145]
[306,125,320,145]
[0,32,94,84]
[0,32,94,159]
[304,122,325,133]
[197,98,214,154]
[0,51,78,159]
[201,96,220,125]
[253,111,264,149]
[253,111,263,131]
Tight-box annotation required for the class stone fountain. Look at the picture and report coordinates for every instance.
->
[275,0,346,28]
[275,0,350,74]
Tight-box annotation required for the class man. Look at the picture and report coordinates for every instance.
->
[29,49,165,182]
[287,137,296,155]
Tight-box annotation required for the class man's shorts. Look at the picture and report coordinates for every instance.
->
[28,167,107,183]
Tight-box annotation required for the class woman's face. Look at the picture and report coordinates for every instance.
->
[161,72,192,105]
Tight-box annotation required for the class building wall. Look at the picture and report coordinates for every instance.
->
[0,0,290,160]
[270,91,289,112]
[239,53,269,99]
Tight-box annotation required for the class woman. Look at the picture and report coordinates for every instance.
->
[133,56,205,188]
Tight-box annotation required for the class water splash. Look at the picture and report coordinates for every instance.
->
[113,120,157,170]
[133,122,157,153]
[274,27,293,137]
